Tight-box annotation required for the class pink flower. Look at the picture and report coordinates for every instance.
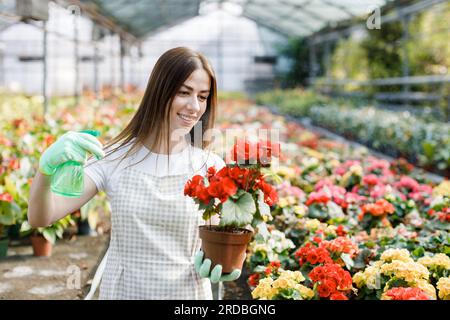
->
[363,174,379,186]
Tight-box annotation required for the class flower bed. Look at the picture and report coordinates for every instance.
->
[211,97,449,300]
[256,88,450,176]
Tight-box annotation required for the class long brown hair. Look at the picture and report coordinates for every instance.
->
[96,47,218,171]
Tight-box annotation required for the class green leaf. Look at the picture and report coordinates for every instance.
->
[412,246,425,258]
[220,191,256,227]
[0,202,16,225]
[55,225,64,239]
[43,229,56,245]
[340,253,354,270]
[422,141,435,160]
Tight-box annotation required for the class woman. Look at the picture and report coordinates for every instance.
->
[27,47,241,299]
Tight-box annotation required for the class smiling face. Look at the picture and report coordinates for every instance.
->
[169,68,211,137]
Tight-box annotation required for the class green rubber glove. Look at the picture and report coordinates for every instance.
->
[194,250,242,284]
[39,131,105,176]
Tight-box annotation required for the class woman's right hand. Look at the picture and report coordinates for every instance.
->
[38,131,105,176]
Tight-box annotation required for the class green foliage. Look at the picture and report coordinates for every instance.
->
[21,215,75,245]
[362,21,404,81]
[330,37,369,91]
[217,91,248,101]
[220,190,256,228]
[256,88,328,118]
[277,37,311,88]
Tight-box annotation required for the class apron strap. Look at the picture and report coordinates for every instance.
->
[84,249,108,300]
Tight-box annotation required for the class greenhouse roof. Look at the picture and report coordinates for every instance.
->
[74,0,392,39]
[238,0,390,37]
[78,0,201,39]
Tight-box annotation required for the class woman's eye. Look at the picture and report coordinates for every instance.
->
[198,96,208,102]
[179,91,189,96]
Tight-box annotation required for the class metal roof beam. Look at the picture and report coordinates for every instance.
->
[277,0,329,22]
[242,12,294,37]
[245,2,316,33]
[316,0,358,19]
[59,0,138,42]
[95,0,131,13]
[99,0,150,19]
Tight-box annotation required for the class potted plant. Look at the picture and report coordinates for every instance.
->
[21,215,75,257]
[75,195,105,236]
[184,138,281,273]
[0,192,21,257]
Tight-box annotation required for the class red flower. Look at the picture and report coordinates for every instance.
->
[207,166,216,179]
[44,135,56,148]
[184,175,212,205]
[336,225,347,236]
[363,174,379,186]
[270,261,281,268]
[322,237,358,258]
[305,189,330,206]
[318,283,332,298]
[207,181,227,203]
[221,177,237,197]
[312,236,322,244]
[257,180,278,206]
[0,192,13,202]
[248,273,260,287]
[360,199,395,219]
[384,287,430,300]
[8,158,20,170]
[330,292,348,300]
[307,251,319,265]
[309,263,353,299]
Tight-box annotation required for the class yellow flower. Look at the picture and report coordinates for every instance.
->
[296,284,315,299]
[339,172,352,187]
[272,278,291,289]
[349,164,363,175]
[380,260,429,283]
[280,270,305,282]
[252,243,269,254]
[275,166,296,179]
[303,148,324,160]
[252,270,309,300]
[380,292,393,300]
[251,277,274,299]
[328,159,341,169]
[287,196,297,206]
[352,264,382,290]
[380,249,412,263]
[418,253,450,270]
[293,205,306,217]
[416,280,436,300]
[352,272,366,288]
[325,225,337,236]
[305,219,321,230]
[437,277,450,300]
[433,181,450,197]
[278,197,289,208]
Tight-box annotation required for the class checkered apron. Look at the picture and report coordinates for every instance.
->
[98,145,212,299]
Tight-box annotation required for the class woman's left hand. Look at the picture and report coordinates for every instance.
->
[194,251,241,283]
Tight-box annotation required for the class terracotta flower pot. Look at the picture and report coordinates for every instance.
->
[198,225,253,274]
[30,235,53,257]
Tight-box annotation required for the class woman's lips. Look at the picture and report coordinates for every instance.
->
[177,113,197,125]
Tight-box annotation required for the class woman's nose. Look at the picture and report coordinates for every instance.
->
[187,96,201,112]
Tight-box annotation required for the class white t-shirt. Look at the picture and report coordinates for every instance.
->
[84,140,226,200]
